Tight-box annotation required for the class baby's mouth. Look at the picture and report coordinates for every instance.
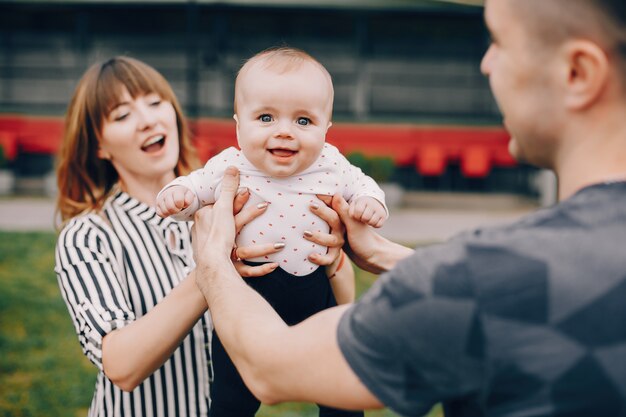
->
[141,135,165,153]
[269,148,297,157]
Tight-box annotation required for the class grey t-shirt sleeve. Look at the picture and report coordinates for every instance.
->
[337,242,486,416]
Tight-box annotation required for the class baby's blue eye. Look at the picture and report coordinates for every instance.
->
[260,114,273,123]
[297,117,310,126]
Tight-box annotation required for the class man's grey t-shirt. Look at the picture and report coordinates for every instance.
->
[338,181,626,417]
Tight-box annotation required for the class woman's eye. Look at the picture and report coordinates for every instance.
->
[145,93,162,106]
[260,114,273,123]
[113,113,129,122]
[296,117,310,126]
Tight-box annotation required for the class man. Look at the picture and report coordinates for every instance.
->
[193,0,626,415]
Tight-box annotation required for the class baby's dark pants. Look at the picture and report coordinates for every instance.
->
[209,264,364,417]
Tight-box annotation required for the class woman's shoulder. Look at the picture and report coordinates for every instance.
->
[57,209,117,247]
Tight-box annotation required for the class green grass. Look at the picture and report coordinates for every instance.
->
[0,231,441,417]
[0,232,94,417]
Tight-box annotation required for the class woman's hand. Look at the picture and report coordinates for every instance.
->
[192,167,282,278]
[306,197,346,267]
[231,187,281,277]
[307,197,356,304]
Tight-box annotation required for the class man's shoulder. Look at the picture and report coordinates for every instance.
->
[381,206,577,302]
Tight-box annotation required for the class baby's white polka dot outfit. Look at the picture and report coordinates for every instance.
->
[159,143,387,276]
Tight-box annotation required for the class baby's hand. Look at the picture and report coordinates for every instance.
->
[349,196,386,228]
[156,185,195,218]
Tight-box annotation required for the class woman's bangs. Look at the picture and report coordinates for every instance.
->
[96,60,171,116]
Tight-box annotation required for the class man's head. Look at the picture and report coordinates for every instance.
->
[233,47,334,178]
[481,0,626,169]
[514,0,626,66]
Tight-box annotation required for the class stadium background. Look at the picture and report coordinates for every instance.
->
[0,2,551,415]
[0,0,547,197]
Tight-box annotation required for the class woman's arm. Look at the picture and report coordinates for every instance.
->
[102,189,279,391]
[327,251,355,304]
[101,272,207,391]
[301,201,356,304]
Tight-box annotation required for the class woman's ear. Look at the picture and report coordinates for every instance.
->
[562,39,609,110]
[97,148,112,160]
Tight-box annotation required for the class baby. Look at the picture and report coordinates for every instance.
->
[157,48,387,275]
[157,47,385,417]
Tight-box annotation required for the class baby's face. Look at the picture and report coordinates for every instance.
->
[234,62,333,178]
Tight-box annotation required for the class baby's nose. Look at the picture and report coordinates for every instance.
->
[274,120,294,139]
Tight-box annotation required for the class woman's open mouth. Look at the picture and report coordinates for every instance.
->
[141,135,166,153]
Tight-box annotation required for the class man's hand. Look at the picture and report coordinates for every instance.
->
[319,193,413,274]
[306,199,346,267]
[192,166,241,292]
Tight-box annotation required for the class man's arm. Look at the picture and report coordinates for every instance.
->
[193,166,383,410]
[316,194,414,274]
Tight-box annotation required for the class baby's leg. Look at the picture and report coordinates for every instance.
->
[210,330,261,417]
[251,268,363,417]
[243,263,333,325]
[318,405,364,417]
[242,266,364,417]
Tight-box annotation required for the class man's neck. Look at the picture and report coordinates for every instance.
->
[556,135,626,201]
[556,108,626,201]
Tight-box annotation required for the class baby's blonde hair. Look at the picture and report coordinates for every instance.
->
[234,46,334,115]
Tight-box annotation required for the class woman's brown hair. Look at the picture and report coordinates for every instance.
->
[55,56,199,225]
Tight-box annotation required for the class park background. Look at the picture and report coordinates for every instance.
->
[0,0,547,415]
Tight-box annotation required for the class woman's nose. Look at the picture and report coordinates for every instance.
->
[136,105,157,131]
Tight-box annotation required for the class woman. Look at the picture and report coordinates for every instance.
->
[54,56,350,417]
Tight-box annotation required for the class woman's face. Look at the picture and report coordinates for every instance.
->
[99,88,180,188]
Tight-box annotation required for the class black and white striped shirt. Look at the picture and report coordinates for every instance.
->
[55,191,211,417]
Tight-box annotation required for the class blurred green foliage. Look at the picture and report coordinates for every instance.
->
[0,231,441,417]
[346,152,396,183]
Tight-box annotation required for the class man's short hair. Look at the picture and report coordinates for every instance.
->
[516,0,626,73]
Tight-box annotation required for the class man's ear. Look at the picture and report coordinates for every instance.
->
[562,39,609,110]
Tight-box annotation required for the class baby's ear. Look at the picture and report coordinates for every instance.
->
[233,114,241,147]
